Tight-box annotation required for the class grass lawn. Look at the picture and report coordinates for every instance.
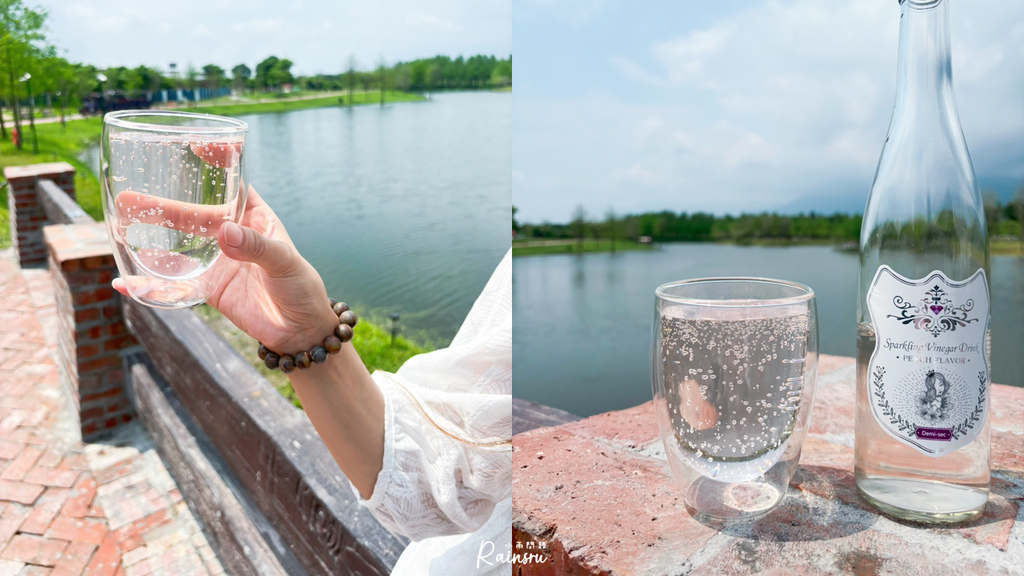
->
[177,90,423,117]
[196,305,428,409]
[513,238,655,257]
[992,239,1024,257]
[177,91,321,107]
[0,117,105,249]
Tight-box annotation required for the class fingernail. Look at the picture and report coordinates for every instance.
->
[224,222,243,248]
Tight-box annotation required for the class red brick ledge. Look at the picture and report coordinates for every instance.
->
[513,354,1024,575]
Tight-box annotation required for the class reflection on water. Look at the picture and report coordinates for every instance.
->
[247,92,510,346]
[513,244,1023,417]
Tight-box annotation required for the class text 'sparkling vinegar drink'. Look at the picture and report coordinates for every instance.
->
[855,0,991,523]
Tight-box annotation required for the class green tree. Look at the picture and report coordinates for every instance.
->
[491,57,511,87]
[346,55,356,104]
[570,205,588,251]
[0,0,46,148]
[32,44,60,112]
[1016,186,1024,249]
[201,64,225,93]
[126,65,162,93]
[184,64,199,100]
[377,57,386,106]
[53,59,85,128]
[604,208,620,253]
[983,190,1001,237]
[268,58,293,90]
[255,56,279,91]
[231,63,251,93]
[409,60,427,92]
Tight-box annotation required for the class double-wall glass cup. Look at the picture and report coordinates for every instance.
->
[101,111,248,308]
[652,278,819,521]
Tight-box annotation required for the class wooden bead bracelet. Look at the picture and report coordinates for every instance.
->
[257,298,358,373]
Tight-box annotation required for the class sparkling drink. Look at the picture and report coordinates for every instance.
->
[652,278,818,521]
[660,306,810,482]
[855,0,991,523]
[101,112,248,308]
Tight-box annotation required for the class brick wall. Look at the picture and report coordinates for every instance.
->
[4,163,76,266]
[43,223,140,439]
[2,162,140,439]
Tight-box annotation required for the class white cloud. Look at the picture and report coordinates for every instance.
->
[43,0,511,74]
[610,56,666,87]
[515,0,1024,221]
[520,0,617,26]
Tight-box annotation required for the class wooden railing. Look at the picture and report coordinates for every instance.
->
[124,302,407,575]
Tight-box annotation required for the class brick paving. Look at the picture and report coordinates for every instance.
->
[0,250,224,575]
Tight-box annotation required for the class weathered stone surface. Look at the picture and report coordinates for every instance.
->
[514,354,1024,575]
[515,426,720,575]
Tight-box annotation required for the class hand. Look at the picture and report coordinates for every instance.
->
[115,186,385,497]
[113,186,339,353]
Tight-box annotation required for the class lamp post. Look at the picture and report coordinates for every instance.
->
[96,73,107,114]
[19,73,38,154]
[55,90,66,130]
[389,314,401,347]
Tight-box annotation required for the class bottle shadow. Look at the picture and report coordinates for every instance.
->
[685,465,1018,543]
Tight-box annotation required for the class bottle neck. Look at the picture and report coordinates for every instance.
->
[893,0,955,122]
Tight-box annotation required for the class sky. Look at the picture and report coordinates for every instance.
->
[513,0,1024,223]
[40,0,511,74]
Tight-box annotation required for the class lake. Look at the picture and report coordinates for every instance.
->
[88,92,511,346]
[513,244,1024,417]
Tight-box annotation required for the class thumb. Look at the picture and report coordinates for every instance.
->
[220,222,296,277]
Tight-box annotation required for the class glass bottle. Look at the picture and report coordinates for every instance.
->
[855,0,991,523]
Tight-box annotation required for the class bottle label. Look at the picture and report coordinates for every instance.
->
[866,266,990,456]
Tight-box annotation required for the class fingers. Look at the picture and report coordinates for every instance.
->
[219,221,297,277]
[115,190,231,237]
[112,278,128,296]
[190,141,242,169]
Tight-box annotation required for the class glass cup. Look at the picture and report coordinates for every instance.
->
[101,111,248,308]
[651,278,818,521]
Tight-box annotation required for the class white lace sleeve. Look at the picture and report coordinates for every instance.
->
[354,249,512,541]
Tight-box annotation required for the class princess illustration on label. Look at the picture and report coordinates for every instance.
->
[918,370,952,421]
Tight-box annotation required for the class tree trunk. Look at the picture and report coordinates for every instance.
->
[0,100,7,139]
[7,47,22,150]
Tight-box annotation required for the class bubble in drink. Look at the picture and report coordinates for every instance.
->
[659,305,810,482]
[104,129,244,307]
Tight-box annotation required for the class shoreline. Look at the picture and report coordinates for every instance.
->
[176,90,425,117]
[512,239,655,257]
[513,237,1024,257]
